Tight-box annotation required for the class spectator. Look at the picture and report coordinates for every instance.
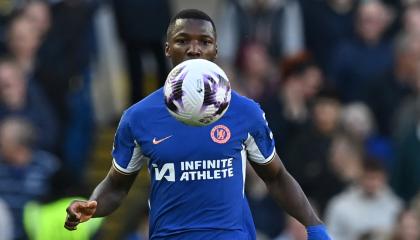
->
[262,52,323,158]
[286,95,343,213]
[365,32,420,137]
[391,106,420,202]
[0,57,58,151]
[111,0,171,103]
[5,13,42,76]
[20,0,51,38]
[392,48,420,143]
[389,209,420,240]
[340,103,376,142]
[216,0,304,65]
[0,1,21,54]
[235,42,278,102]
[402,2,420,35]
[340,102,395,170]
[362,3,420,138]
[0,117,60,240]
[328,133,363,184]
[34,0,99,181]
[301,0,356,71]
[325,159,402,240]
[34,0,95,122]
[328,0,394,102]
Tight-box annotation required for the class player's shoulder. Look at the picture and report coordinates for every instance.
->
[230,90,265,117]
[231,91,261,109]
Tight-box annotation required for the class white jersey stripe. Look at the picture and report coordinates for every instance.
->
[113,140,147,173]
[244,133,275,164]
[241,144,247,197]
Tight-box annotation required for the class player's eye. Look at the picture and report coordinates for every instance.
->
[202,40,212,45]
[175,39,187,44]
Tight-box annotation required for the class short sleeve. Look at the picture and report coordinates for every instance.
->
[244,108,276,164]
[112,112,147,174]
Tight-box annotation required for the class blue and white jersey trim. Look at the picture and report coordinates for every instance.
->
[244,133,276,164]
[113,140,148,174]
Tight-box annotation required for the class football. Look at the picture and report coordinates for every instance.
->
[164,59,231,126]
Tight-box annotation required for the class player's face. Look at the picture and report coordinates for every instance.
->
[165,19,217,67]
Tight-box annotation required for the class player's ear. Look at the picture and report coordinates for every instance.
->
[165,42,170,57]
[215,44,218,58]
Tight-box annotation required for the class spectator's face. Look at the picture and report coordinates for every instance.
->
[242,43,270,77]
[396,211,420,240]
[329,136,362,182]
[166,19,217,67]
[0,121,31,166]
[0,122,20,164]
[301,66,323,99]
[356,2,390,43]
[22,1,51,36]
[8,18,41,59]
[0,63,26,109]
[341,103,374,141]
[397,35,420,79]
[360,170,386,196]
[404,6,420,34]
[313,99,341,134]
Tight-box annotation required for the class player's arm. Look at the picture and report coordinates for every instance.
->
[90,164,138,217]
[65,165,138,230]
[250,153,330,239]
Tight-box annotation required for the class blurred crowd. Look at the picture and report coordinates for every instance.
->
[0,0,418,240]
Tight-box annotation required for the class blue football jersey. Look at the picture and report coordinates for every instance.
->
[112,88,276,240]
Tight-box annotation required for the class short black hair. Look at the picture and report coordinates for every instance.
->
[166,9,216,40]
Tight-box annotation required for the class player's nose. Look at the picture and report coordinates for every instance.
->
[186,42,202,58]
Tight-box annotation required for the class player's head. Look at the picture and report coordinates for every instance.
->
[165,9,218,67]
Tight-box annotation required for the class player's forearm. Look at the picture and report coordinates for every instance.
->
[89,167,138,218]
[89,177,127,217]
[266,169,322,227]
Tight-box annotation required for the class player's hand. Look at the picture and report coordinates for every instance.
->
[306,225,332,240]
[64,200,97,231]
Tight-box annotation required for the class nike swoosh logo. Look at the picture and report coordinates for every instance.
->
[152,135,172,144]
